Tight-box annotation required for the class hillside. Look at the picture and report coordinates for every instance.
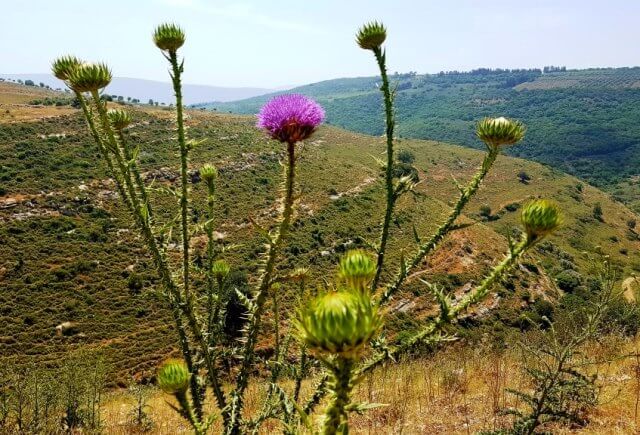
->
[201,67,640,212]
[0,74,277,105]
[1,81,640,384]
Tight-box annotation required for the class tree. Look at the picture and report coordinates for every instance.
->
[24,79,34,86]
[518,170,531,184]
[592,203,603,222]
[148,99,154,105]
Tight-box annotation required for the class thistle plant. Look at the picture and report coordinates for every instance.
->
[56,19,565,435]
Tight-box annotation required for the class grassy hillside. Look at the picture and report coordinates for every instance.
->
[201,68,640,212]
[2,82,640,384]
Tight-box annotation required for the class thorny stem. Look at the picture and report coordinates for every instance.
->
[205,183,217,340]
[87,90,204,415]
[115,129,153,218]
[168,50,191,304]
[75,92,132,213]
[306,233,533,417]
[379,147,500,305]
[371,46,396,292]
[228,141,297,434]
[322,357,355,435]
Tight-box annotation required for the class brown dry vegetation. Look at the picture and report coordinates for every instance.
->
[98,335,640,434]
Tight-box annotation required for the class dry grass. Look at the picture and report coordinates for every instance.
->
[100,335,640,434]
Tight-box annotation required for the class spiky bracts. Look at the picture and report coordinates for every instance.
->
[157,359,190,394]
[356,21,387,50]
[107,109,131,130]
[521,199,563,243]
[51,55,82,81]
[295,290,381,358]
[476,116,526,150]
[153,23,186,52]
[256,94,325,144]
[338,250,376,291]
[67,62,112,92]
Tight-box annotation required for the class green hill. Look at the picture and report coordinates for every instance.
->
[2,82,640,384]
[199,67,640,213]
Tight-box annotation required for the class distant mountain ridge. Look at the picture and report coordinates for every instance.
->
[0,73,278,105]
[198,67,640,212]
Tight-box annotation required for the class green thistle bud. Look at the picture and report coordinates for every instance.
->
[107,109,131,130]
[295,290,381,358]
[51,55,82,81]
[156,359,190,394]
[338,250,376,290]
[67,62,112,93]
[356,21,387,50]
[521,199,563,242]
[200,164,218,185]
[211,259,230,280]
[153,23,185,52]
[476,117,525,150]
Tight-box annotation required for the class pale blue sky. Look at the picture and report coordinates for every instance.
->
[2,0,639,88]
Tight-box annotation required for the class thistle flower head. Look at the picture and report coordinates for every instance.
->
[67,62,112,93]
[211,259,230,280]
[51,55,82,81]
[295,289,381,358]
[200,164,218,185]
[153,23,185,52]
[521,199,563,242]
[338,250,376,290]
[476,117,525,150]
[107,109,131,130]
[356,21,387,50]
[256,94,325,144]
[156,359,190,394]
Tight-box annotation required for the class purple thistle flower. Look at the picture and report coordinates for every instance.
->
[256,94,325,144]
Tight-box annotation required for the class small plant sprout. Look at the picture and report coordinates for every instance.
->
[57,19,565,435]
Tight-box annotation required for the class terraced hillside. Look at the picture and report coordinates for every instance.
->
[203,68,640,212]
[1,82,639,384]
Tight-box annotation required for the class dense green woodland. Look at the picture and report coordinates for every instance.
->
[200,68,640,211]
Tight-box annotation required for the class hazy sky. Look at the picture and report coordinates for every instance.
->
[2,0,639,88]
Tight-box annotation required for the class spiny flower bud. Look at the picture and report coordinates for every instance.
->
[107,109,131,130]
[211,259,230,280]
[156,359,190,394]
[67,62,112,93]
[51,55,82,81]
[521,199,563,242]
[338,250,376,290]
[200,164,218,185]
[295,290,381,358]
[356,21,387,50]
[476,117,525,150]
[153,23,185,52]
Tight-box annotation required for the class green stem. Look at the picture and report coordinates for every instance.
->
[228,141,297,434]
[116,130,153,218]
[75,92,132,213]
[89,90,206,418]
[322,357,355,435]
[205,182,216,330]
[379,147,499,305]
[371,46,396,292]
[168,50,191,303]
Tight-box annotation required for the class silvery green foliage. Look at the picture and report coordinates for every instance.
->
[55,20,562,435]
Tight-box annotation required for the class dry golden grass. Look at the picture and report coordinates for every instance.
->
[100,335,640,434]
[0,82,76,123]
